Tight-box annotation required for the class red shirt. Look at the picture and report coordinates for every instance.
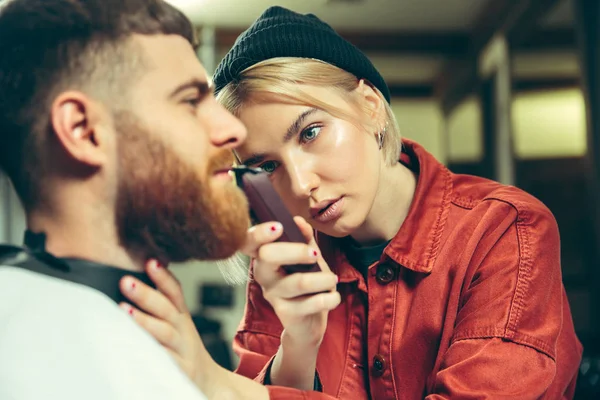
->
[234,140,583,399]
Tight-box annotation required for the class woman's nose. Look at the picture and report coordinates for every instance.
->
[286,160,319,199]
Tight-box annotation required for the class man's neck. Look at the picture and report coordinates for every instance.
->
[26,208,144,273]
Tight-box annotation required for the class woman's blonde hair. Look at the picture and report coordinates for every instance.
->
[215,57,402,285]
[216,57,402,165]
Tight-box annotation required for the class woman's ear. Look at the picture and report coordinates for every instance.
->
[356,79,384,120]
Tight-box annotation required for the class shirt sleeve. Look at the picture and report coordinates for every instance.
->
[266,386,338,400]
[426,338,556,399]
[234,330,279,384]
[234,329,334,399]
[233,264,285,384]
[234,272,325,394]
[0,271,207,400]
[427,200,581,398]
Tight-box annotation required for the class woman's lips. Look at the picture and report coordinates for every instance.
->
[311,197,344,223]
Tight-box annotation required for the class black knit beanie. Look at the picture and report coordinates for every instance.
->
[212,6,391,103]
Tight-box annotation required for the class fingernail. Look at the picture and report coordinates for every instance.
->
[120,303,134,316]
[271,223,282,233]
[310,248,318,258]
[129,280,136,291]
[154,260,163,269]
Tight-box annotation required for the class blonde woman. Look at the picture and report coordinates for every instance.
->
[122,6,582,399]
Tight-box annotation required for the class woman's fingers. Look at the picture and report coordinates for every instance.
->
[253,242,319,288]
[119,276,179,323]
[271,291,342,320]
[119,303,191,376]
[144,259,188,313]
[119,302,180,350]
[293,216,333,274]
[293,216,315,244]
[257,241,319,268]
[264,271,338,300]
[240,222,283,257]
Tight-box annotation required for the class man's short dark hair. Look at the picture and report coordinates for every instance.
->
[0,0,195,211]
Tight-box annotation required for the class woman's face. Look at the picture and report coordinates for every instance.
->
[236,84,384,237]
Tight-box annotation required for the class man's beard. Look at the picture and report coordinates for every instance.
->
[114,113,250,264]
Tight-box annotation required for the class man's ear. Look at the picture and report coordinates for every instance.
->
[356,79,385,120]
[50,91,109,168]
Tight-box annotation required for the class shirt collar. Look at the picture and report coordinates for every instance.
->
[384,140,452,273]
[317,140,452,278]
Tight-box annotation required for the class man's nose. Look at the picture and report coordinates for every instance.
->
[208,102,247,149]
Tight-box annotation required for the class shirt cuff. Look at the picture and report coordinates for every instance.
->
[263,357,322,392]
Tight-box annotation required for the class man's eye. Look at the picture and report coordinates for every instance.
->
[300,126,321,143]
[259,161,279,174]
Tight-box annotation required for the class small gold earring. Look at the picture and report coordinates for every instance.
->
[377,125,387,150]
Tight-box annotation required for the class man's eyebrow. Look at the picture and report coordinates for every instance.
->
[284,108,319,143]
[169,78,212,99]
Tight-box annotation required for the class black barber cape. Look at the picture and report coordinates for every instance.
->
[0,230,155,303]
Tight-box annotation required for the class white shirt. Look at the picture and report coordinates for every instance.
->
[0,266,207,400]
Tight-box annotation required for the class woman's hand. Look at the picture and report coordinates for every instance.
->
[118,260,209,387]
[243,216,340,347]
[120,216,340,392]
[242,216,341,390]
[119,265,271,399]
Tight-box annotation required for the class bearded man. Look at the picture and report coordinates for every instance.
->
[0,0,262,399]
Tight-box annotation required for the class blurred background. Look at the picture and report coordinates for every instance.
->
[1,0,599,396]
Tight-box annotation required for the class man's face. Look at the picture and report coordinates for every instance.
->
[113,34,249,263]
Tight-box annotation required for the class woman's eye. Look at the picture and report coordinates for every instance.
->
[184,97,200,107]
[300,126,321,143]
[259,160,279,174]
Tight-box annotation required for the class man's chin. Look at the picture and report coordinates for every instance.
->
[185,189,250,262]
[165,224,248,263]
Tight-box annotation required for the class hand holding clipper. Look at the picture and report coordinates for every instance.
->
[232,166,321,274]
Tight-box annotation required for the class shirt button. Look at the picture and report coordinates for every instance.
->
[372,354,386,377]
[375,264,396,284]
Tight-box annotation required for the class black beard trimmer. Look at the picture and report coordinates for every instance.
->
[232,166,321,274]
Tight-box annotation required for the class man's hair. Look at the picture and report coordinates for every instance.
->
[0,0,195,210]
